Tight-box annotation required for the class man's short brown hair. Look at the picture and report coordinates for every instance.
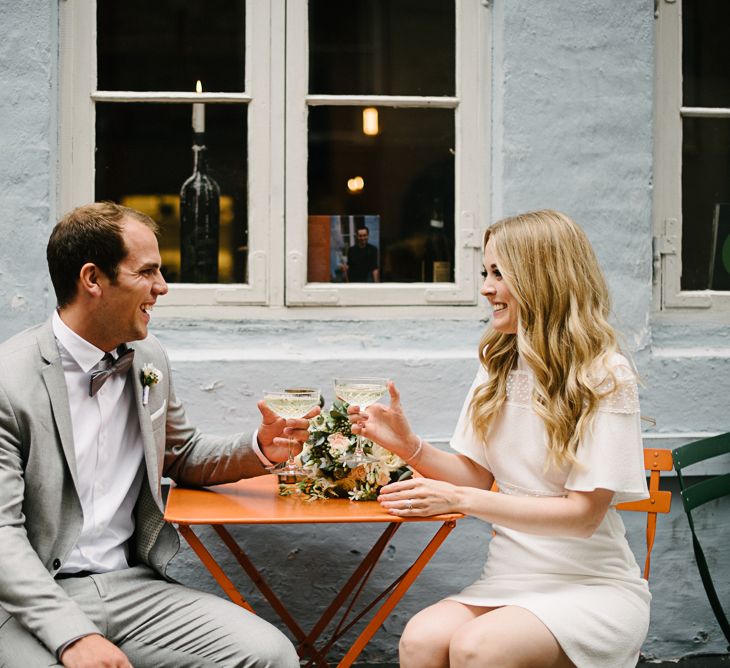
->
[47,202,159,308]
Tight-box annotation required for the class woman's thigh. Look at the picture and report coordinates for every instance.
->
[399,600,494,668]
[450,605,574,668]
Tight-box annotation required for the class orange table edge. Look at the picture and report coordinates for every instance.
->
[164,474,462,667]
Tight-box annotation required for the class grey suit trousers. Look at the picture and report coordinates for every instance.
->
[0,566,298,668]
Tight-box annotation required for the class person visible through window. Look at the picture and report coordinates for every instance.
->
[346,226,380,283]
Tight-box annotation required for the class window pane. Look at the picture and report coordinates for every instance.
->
[97,0,245,92]
[682,0,730,107]
[309,0,454,96]
[307,106,454,283]
[681,117,730,290]
[95,103,249,284]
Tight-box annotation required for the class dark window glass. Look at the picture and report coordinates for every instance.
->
[97,0,245,92]
[681,117,730,290]
[309,0,455,96]
[307,106,454,283]
[682,0,730,108]
[95,103,249,283]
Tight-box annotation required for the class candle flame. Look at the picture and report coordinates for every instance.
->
[196,80,203,94]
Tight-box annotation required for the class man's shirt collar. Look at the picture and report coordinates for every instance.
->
[52,310,113,373]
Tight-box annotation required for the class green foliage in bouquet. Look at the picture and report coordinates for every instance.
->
[290,399,410,501]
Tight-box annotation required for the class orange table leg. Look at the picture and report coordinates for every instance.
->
[177,524,254,612]
[178,519,456,668]
[304,523,400,653]
[212,525,325,666]
[337,520,457,668]
[213,523,400,667]
[300,524,401,667]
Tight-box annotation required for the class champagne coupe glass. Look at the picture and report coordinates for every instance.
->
[263,388,320,477]
[333,377,388,466]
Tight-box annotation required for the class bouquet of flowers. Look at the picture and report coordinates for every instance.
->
[287,399,411,501]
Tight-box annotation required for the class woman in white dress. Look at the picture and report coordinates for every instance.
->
[349,210,650,668]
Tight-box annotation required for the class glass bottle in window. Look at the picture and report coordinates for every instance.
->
[179,128,221,283]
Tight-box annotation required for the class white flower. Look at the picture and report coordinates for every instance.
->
[327,432,351,457]
[141,363,162,406]
[370,443,405,468]
[365,465,391,487]
[141,363,163,387]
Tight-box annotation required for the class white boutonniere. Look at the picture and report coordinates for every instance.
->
[141,363,162,406]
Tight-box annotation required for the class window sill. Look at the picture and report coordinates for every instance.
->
[153,302,487,321]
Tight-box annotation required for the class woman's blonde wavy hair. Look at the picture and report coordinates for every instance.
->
[469,209,620,468]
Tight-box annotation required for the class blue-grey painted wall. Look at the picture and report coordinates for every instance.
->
[0,0,57,329]
[1,0,727,662]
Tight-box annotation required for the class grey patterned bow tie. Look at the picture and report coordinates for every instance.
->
[89,345,135,397]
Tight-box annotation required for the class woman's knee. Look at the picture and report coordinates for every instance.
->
[449,630,482,667]
[399,613,450,667]
[449,626,504,668]
[448,606,571,668]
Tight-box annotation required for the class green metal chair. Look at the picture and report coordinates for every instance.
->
[672,432,730,650]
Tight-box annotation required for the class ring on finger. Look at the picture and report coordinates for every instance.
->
[406,499,413,511]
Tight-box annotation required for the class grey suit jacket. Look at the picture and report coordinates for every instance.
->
[0,319,268,654]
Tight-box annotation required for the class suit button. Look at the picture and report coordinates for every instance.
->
[52,558,61,570]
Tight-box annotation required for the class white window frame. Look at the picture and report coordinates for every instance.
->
[654,0,730,315]
[59,0,273,307]
[59,0,490,315]
[285,0,488,306]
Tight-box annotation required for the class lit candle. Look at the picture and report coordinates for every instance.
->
[192,80,205,133]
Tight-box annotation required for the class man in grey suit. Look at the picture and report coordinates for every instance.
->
[0,202,312,667]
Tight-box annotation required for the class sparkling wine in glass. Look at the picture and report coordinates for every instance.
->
[333,377,388,466]
[263,388,320,478]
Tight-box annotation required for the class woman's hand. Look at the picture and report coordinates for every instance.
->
[348,381,419,460]
[256,402,320,463]
[378,477,463,517]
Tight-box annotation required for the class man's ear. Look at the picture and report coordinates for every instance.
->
[78,262,103,297]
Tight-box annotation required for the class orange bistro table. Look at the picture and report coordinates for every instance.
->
[164,474,462,667]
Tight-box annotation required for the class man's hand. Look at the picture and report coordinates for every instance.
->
[60,634,133,668]
[256,401,320,463]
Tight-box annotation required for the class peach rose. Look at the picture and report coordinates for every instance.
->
[327,432,351,456]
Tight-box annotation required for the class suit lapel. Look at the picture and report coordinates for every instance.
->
[131,351,162,508]
[37,321,80,489]
[38,319,164,511]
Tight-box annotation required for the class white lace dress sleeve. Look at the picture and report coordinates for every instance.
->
[448,365,491,471]
[564,355,649,505]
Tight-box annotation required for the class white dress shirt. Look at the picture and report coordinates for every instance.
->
[52,311,144,574]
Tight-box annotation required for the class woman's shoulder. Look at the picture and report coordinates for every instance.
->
[473,357,530,382]
[591,351,640,413]
[595,351,636,383]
